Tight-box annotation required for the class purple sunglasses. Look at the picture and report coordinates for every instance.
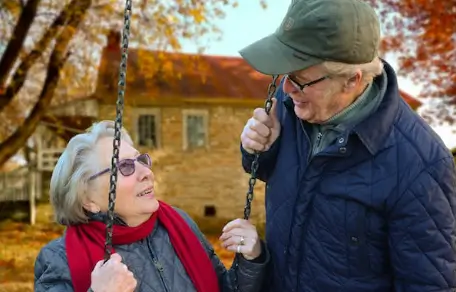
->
[88,153,152,181]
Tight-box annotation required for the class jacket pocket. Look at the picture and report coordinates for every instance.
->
[345,200,370,277]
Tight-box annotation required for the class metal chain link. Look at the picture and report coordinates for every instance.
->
[243,74,279,220]
[232,74,279,291]
[104,0,132,262]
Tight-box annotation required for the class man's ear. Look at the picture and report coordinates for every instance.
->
[344,70,362,91]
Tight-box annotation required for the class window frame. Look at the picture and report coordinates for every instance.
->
[182,109,209,150]
[132,108,161,149]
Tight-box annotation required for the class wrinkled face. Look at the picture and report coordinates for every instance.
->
[86,137,159,226]
[283,65,347,124]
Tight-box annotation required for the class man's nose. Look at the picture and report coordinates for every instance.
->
[283,77,299,95]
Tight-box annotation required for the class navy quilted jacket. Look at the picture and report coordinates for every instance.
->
[241,61,456,292]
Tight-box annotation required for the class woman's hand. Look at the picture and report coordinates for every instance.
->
[220,219,262,260]
[90,253,137,292]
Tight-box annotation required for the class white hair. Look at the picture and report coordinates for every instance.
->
[50,120,133,225]
[321,56,384,84]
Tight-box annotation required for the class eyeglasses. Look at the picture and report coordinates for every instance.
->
[88,153,152,181]
[285,74,329,91]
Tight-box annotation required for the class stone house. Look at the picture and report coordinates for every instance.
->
[24,30,423,230]
[98,35,273,228]
[51,30,275,229]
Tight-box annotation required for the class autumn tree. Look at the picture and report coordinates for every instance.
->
[0,0,262,166]
[366,0,456,124]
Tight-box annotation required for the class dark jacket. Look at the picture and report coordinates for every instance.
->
[34,208,270,292]
[241,61,456,292]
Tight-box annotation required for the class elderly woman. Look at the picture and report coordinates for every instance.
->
[34,120,269,292]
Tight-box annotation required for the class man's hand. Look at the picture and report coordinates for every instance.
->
[241,97,281,154]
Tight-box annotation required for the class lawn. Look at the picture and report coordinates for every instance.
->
[0,204,235,292]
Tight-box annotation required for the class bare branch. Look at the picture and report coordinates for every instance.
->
[0,0,41,87]
[0,0,88,113]
[0,0,92,165]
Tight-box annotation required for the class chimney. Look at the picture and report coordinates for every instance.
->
[99,30,122,92]
[106,30,121,51]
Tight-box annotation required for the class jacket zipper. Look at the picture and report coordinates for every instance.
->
[146,240,170,292]
[314,132,323,155]
[295,119,348,290]
[300,120,314,163]
[152,256,168,290]
[293,120,318,292]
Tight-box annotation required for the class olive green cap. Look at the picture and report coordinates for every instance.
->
[239,0,380,75]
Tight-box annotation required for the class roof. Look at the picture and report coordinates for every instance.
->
[96,49,273,102]
[93,31,422,109]
[97,37,421,108]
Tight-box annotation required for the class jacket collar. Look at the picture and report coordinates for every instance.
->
[352,60,400,155]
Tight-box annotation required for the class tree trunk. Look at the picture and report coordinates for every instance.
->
[0,0,89,113]
[0,0,92,166]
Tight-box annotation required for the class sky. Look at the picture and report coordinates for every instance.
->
[180,1,456,149]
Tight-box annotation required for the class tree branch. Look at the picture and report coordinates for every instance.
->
[0,0,92,166]
[0,0,40,87]
[0,0,90,113]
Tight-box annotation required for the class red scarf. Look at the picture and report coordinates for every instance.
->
[65,201,219,292]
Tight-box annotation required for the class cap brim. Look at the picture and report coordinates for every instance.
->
[239,33,322,75]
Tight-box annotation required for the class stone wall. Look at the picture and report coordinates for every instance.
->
[99,104,266,232]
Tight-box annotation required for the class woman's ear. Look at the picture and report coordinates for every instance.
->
[83,180,104,213]
[82,197,100,213]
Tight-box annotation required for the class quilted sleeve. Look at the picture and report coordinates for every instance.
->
[240,140,280,183]
[202,235,270,292]
[34,241,74,292]
[387,156,456,291]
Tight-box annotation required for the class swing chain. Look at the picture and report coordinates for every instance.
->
[232,74,279,292]
[104,0,132,262]
[243,74,279,221]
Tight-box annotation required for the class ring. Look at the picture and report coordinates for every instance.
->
[236,244,241,253]
[240,236,245,245]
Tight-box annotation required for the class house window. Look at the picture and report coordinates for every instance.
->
[133,108,161,148]
[204,205,216,217]
[183,109,208,150]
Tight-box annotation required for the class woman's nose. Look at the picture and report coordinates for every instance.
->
[136,162,153,181]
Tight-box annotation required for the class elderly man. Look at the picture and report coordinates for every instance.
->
[239,0,456,291]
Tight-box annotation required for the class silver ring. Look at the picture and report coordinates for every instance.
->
[240,236,245,245]
[236,244,241,253]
